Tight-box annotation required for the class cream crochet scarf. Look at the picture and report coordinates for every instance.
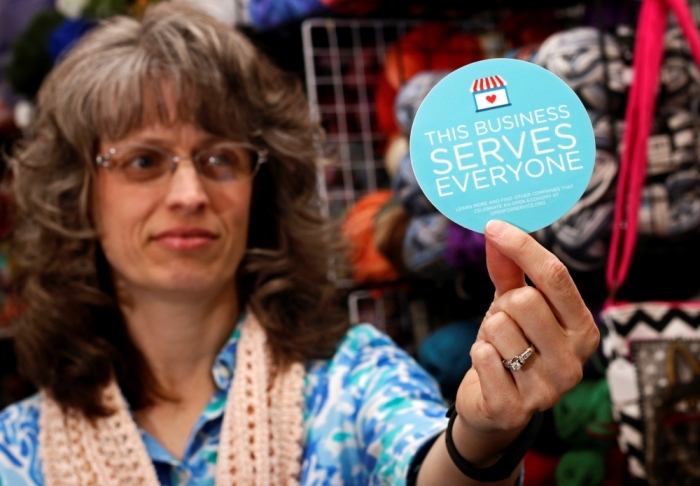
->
[38,312,306,486]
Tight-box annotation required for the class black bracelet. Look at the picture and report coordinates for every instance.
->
[444,404,543,482]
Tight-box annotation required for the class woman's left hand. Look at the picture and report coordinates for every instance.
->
[451,220,600,465]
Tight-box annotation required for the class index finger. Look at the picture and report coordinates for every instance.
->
[484,220,589,330]
[486,236,526,299]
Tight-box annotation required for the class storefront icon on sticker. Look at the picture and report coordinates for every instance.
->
[472,75,511,112]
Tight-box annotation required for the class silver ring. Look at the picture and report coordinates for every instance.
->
[502,346,534,371]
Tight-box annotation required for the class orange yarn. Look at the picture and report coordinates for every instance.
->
[343,190,399,284]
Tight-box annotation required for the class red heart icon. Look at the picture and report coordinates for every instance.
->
[486,94,497,104]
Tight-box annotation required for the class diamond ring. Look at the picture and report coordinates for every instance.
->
[502,346,534,371]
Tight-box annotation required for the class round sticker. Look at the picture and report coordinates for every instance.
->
[410,58,595,233]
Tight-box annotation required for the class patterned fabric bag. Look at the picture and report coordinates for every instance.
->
[631,339,700,484]
[600,1,700,483]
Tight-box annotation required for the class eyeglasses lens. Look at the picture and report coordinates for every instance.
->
[111,147,171,183]
[108,145,255,183]
[196,145,253,182]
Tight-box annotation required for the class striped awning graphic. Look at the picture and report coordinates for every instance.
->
[470,75,507,92]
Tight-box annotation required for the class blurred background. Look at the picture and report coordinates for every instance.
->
[4,0,700,484]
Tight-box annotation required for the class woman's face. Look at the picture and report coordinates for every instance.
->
[93,122,253,299]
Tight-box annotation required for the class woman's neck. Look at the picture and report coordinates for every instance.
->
[117,281,240,459]
[118,280,240,399]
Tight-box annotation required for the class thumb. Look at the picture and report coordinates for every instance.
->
[485,220,526,298]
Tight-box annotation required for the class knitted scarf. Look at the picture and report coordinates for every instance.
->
[38,312,305,485]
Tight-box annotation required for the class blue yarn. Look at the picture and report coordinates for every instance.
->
[418,320,480,400]
[48,18,95,63]
[249,0,326,30]
[392,153,436,217]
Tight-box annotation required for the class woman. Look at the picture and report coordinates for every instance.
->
[0,3,599,485]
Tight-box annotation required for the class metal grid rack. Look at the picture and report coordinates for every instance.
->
[302,19,410,217]
[347,288,428,355]
[301,19,494,340]
[302,19,422,338]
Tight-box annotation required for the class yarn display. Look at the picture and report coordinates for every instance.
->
[555,450,607,486]
[533,23,700,272]
[47,17,95,62]
[533,27,628,114]
[3,0,160,101]
[417,320,480,401]
[640,105,700,237]
[505,43,541,62]
[498,8,561,49]
[551,379,616,486]
[393,71,448,135]
[392,153,435,217]
[444,223,487,274]
[522,451,558,486]
[376,24,484,138]
[402,212,451,280]
[248,0,379,29]
[534,146,617,272]
[342,190,400,284]
[249,0,325,30]
[173,0,247,27]
[658,26,700,108]
[580,0,640,31]
[387,69,492,279]
[56,0,90,18]
[5,10,65,98]
[374,200,410,275]
[383,134,408,178]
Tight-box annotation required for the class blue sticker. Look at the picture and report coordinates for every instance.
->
[410,58,595,233]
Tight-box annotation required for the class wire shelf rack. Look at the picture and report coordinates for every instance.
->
[301,18,498,340]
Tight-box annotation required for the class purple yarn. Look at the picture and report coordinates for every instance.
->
[445,223,487,273]
[581,0,640,29]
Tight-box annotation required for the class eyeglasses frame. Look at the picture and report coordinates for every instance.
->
[95,142,268,182]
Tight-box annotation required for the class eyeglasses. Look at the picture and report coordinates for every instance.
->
[95,142,268,184]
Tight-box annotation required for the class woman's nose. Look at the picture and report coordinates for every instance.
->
[163,159,209,213]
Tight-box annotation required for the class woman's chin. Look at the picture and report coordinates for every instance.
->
[136,266,236,297]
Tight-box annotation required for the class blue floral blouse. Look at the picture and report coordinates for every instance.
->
[0,324,451,485]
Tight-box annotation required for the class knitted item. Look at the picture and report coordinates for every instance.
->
[39,311,305,486]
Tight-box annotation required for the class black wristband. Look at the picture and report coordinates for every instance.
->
[444,404,543,482]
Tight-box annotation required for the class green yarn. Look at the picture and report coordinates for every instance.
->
[552,379,615,449]
[83,0,129,19]
[5,11,65,98]
[552,379,616,486]
[556,450,606,486]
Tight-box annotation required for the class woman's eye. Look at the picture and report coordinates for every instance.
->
[205,153,235,166]
[128,155,158,169]
[111,149,167,181]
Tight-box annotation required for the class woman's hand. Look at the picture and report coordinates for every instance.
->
[451,220,600,467]
[416,220,599,485]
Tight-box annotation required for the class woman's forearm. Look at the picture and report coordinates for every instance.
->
[416,414,523,486]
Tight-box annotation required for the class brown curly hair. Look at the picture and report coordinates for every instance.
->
[10,2,348,417]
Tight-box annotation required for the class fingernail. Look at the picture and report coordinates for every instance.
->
[485,220,506,237]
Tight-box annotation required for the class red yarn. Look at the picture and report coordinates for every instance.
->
[523,450,559,486]
[376,23,484,138]
[601,448,625,486]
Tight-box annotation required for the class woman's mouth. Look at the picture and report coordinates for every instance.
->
[152,228,219,250]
